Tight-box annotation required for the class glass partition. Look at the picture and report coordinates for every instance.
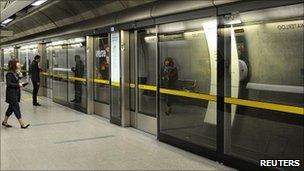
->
[3,48,14,72]
[67,38,87,111]
[159,18,218,149]
[22,45,38,92]
[45,45,53,90]
[222,3,304,167]
[50,43,69,103]
[137,28,157,116]
[93,34,110,104]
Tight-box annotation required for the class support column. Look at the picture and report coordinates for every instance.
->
[121,30,130,127]
[86,36,94,115]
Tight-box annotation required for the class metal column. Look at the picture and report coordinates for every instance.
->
[86,36,94,115]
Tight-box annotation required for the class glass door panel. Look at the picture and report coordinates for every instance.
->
[93,34,110,104]
[51,44,68,103]
[222,4,304,166]
[27,46,38,92]
[45,46,53,92]
[18,48,29,86]
[3,48,14,78]
[158,18,218,149]
[137,29,157,117]
[67,38,87,112]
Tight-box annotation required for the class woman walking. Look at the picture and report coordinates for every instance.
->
[2,59,30,129]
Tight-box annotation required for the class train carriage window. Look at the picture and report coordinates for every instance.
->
[222,4,304,167]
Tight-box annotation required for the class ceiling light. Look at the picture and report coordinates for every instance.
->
[1,18,14,25]
[31,0,47,6]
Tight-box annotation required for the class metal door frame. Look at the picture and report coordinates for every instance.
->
[128,29,158,135]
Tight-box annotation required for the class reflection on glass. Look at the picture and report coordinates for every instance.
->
[159,18,217,149]
[17,45,38,92]
[3,48,14,81]
[45,47,53,89]
[94,34,110,104]
[138,29,157,116]
[68,40,87,110]
[224,4,304,165]
[50,44,68,102]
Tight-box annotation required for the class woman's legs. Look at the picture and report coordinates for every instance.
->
[4,104,13,122]
[3,103,28,127]
[10,103,28,127]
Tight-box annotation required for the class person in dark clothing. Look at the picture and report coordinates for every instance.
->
[161,57,178,115]
[100,57,109,80]
[30,55,42,106]
[71,55,84,103]
[2,59,30,129]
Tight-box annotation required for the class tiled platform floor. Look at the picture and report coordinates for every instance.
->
[0,83,233,170]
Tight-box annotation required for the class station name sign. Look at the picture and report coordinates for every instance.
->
[277,23,304,30]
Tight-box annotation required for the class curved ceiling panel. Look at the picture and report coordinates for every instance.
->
[2,0,232,45]
[151,0,213,18]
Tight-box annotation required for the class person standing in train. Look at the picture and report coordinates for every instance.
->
[2,59,30,129]
[30,55,42,106]
[71,55,84,103]
[161,57,178,115]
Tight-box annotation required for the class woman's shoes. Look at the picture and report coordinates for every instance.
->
[2,121,12,128]
[21,124,30,129]
[1,121,30,129]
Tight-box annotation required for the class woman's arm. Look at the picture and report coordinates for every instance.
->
[169,68,177,77]
[6,73,21,88]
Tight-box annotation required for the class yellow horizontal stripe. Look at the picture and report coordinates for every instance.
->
[52,74,67,80]
[94,79,109,85]
[160,88,216,101]
[138,84,157,91]
[68,76,86,82]
[111,82,120,87]
[30,73,304,115]
[225,97,304,115]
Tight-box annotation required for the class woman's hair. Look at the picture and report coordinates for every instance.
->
[34,55,41,60]
[164,57,174,67]
[8,59,19,72]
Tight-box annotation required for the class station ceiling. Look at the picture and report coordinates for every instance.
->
[0,0,155,44]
